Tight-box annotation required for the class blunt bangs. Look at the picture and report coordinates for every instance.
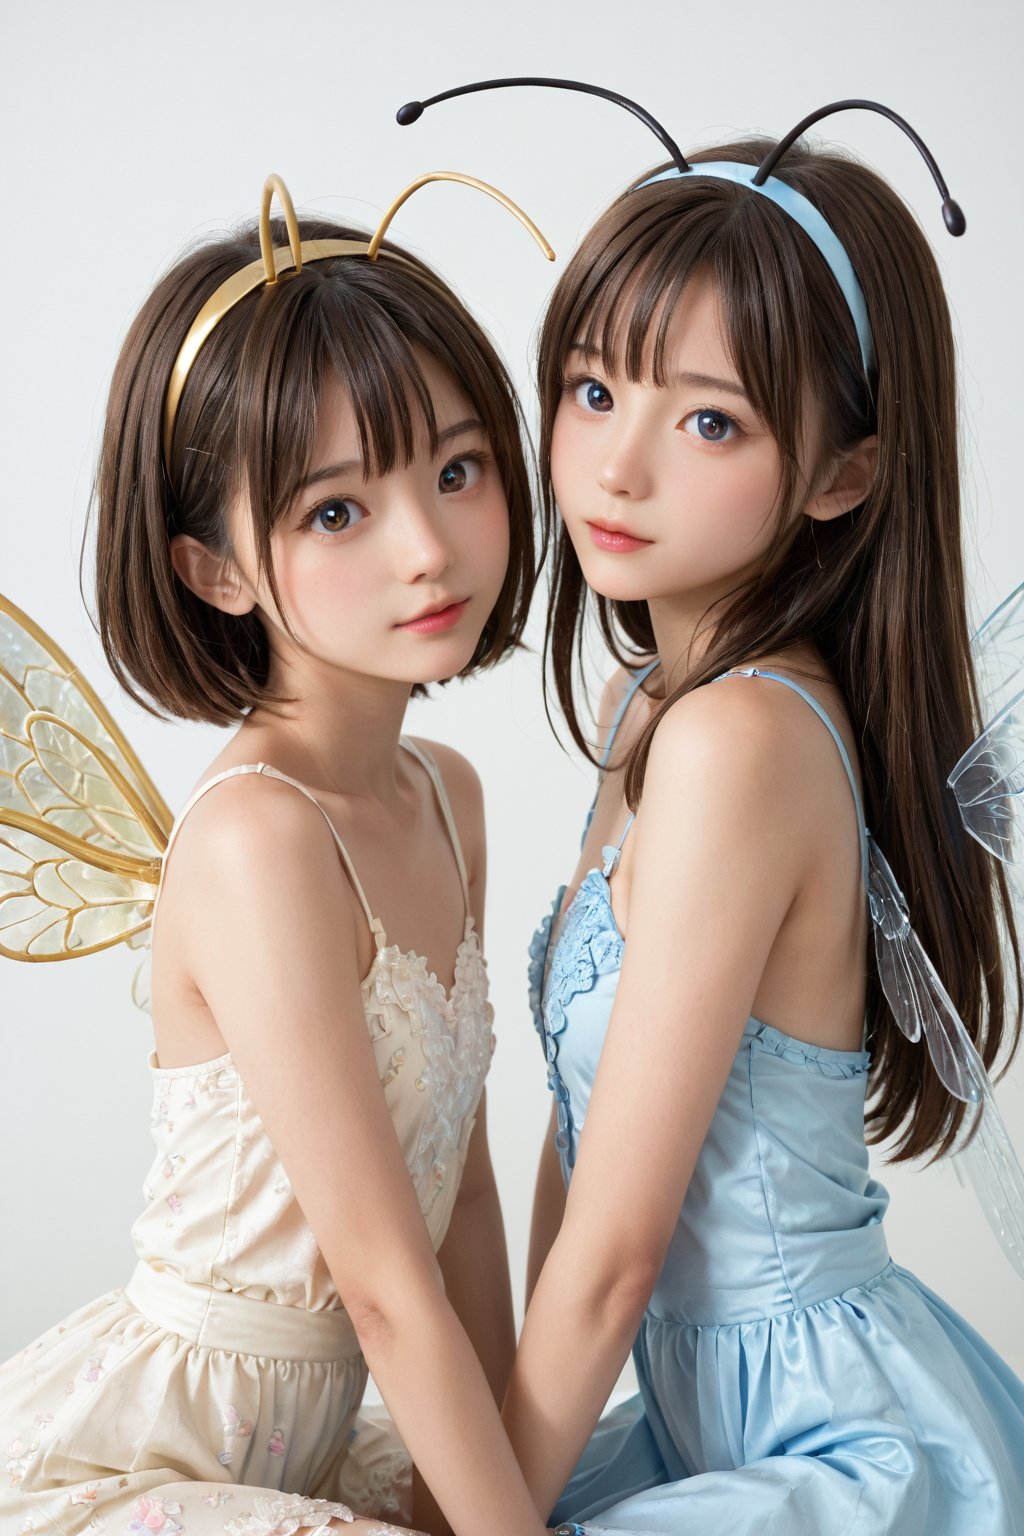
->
[96,214,535,727]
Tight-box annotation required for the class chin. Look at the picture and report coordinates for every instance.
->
[398,636,482,687]
[575,562,658,605]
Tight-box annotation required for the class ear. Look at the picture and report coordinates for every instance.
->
[169,535,256,616]
[805,434,878,523]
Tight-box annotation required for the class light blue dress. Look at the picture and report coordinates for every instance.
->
[529,664,1024,1535]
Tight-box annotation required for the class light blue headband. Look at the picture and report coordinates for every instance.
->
[638,162,876,378]
[398,84,965,388]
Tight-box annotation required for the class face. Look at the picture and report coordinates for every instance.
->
[551,270,797,614]
[227,352,511,691]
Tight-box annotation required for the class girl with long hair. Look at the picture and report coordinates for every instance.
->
[485,90,1024,1533]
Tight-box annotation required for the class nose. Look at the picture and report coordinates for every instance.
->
[393,499,455,584]
[597,421,653,501]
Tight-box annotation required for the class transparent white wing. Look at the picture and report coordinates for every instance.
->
[947,689,1024,866]
[867,835,1024,1278]
[970,578,1024,722]
[956,1094,1024,1283]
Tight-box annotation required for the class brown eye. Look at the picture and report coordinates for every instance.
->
[310,498,365,533]
[439,457,481,494]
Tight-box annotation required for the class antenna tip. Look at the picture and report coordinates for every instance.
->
[396,101,424,126]
[942,198,966,236]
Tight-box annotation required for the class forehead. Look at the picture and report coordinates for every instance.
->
[310,348,475,471]
[636,271,732,377]
[577,265,738,387]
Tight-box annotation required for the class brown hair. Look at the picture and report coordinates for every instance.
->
[92,215,535,723]
[539,139,1020,1160]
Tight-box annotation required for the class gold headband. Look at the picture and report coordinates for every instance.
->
[162,172,554,469]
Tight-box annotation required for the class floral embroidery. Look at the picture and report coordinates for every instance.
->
[527,888,566,1041]
[69,1482,100,1506]
[379,1047,406,1087]
[81,1352,106,1383]
[341,1426,410,1518]
[6,1435,38,1487]
[126,1494,183,1531]
[267,1427,285,1456]
[532,871,624,1169]
[219,1404,254,1466]
[202,1490,233,1507]
[362,923,493,1214]
[223,1494,354,1535]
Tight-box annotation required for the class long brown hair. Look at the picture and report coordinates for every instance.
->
[539,139,1020,1160]
[92,215,535,724]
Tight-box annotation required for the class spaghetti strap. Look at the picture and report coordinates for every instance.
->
[400,738,471,913]
[581,659,661,850]
[715,667,870,889]
[600,658,661,770]
[152,762,381,940]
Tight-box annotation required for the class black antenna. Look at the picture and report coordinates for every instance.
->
[396,77,690,176]
[754,99,965,235]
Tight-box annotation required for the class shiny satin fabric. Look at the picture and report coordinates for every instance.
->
[530,847,1024,1534]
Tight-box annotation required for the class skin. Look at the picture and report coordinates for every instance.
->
[507,272,879,1514]
[159,354,544,1536]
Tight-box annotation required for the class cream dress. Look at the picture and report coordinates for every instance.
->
[0,742,495,1535]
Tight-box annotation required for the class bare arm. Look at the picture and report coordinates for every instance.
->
[501,687,809,1516]
[436,1094,515,1399]
[412,1097,516,1536]
[179,778,545,1536]
[526,1107,565,1306]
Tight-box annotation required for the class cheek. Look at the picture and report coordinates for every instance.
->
[270,536,381,642]
[461,486,511,590]
[675,446,781,542]
[549,403,579,506]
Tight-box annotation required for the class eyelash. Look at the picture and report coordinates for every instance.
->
[563,371,606,403]
[562,371,744,446]
[298,450,492,542]
[440,449,491,487]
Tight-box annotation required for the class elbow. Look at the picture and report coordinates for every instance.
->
[600,1253,662,1326]
[345,1295,397,1355]
[557,1237,662,1335]
[341,1259,446,1354]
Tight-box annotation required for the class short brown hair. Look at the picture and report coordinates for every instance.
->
[93,215,535,723]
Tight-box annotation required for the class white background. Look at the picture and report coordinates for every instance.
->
[2,0,1023,1383]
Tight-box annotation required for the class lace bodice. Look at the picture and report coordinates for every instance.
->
[133,915,493,1308]
[133,740,493,1309]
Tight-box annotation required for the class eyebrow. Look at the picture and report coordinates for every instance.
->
[296,417,486,493]
[567,344,748,401]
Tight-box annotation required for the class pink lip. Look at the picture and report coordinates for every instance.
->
[395,598,469,634]
[587,520,652,554]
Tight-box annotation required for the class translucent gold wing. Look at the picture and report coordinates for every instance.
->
[0,594,172,962]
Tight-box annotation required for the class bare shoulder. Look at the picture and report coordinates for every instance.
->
[408,737,485,868]
[646,671,846,813]
[409,738,483,812]
[169,768,346,893]
[597,657,658,731]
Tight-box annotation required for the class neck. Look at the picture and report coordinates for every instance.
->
[240,654,416,803]
[646,587,733,693]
